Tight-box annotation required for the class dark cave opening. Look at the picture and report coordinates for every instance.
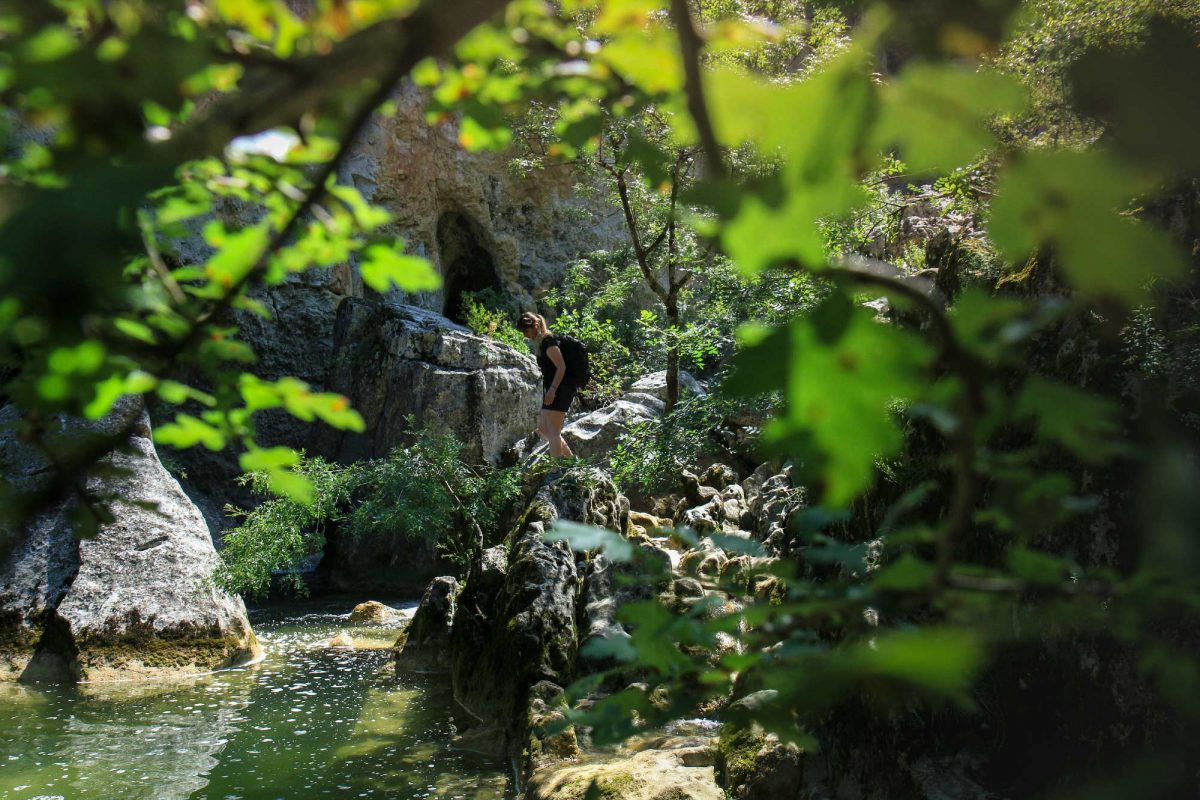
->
[437,211,502,324]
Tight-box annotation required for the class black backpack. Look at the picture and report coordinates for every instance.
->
[556,334,591,386]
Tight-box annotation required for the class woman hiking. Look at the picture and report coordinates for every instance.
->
[516,311,587,459]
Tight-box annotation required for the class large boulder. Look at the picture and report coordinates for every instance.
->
[394,576,459,673]
[317,299,541,465]
[0,402,259,683]
[448,467,629,768]
[555,398,659,460]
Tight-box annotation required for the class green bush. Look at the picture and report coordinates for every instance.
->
[459,287,528,351]
[216,424,523,598]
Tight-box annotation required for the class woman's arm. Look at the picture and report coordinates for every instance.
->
[545,345,567,400]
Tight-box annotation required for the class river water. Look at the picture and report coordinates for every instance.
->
[0,600,510,799]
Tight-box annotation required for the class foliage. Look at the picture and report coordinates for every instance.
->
[216,454,353,598]
[217,424,523,597]
[609,382,767,496]
[3,0,1200,795]
[0,0,467,537]
[459,287,528,350]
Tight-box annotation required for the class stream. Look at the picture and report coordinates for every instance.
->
[0,599,510,799]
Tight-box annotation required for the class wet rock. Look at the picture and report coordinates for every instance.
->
[348,601,404,625]
[0,401,259,683]
[395,576,459,673]
[328,631,355,649]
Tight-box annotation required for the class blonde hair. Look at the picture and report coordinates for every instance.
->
[517,311,549,338]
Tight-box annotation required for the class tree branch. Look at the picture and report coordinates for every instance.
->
[831,254,985,587]
[615,169,670,304]
[668,0,725,179]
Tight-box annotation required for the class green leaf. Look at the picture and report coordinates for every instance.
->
[871,553,936,591]
[114,317,158,345]
[1070,23,1200,175]
[154,414,225,451]
[545,520,633,562]
[203,222,270,291]
[751,294,933,505]
[240,446,301,474]
[1016,376,1123,463]
[990,150,1187,303]
[851,627,983,704]
[1006,547,1067,586]
[360,245,441,294]
[874,63,1024,172]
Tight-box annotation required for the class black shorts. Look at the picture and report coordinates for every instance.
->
[541,382,578,412]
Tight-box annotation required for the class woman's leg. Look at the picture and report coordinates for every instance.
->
[540,409,573,458]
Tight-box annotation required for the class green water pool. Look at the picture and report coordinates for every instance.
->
[0,600,510,799]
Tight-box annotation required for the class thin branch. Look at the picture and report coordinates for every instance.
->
[615,169,670,304]
[668,0,725,179]
[831,255,985,587]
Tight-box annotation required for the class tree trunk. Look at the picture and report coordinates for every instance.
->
[665,295,680,413]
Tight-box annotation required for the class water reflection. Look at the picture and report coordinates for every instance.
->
[0,600,509,800]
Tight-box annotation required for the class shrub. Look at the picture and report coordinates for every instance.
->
[216,424,524,597]
[460,287,528,351]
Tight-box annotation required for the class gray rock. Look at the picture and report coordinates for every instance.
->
[630,370,706,402]
[449,467,629,766]
[701,463,738,491]
[745,464,805,552]
[318,298,542,465]
[545,398,658,460]
[0,402,258,683]
[395,575,459,673]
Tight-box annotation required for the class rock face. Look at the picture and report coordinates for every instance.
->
[317,299,541,465]
[447,468,629,770]
[394,576,459,673]
[0,402,259,683]
[346,82,625,317]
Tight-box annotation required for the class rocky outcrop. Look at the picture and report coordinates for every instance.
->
[346,82,625,316]
[170,80,624,530]
[0,402,258,683]
[715,725,806,800]
[447,467,630,771]
[317,299,541,465]
[394,576,459,673]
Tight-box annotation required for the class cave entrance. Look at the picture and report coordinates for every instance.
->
[437,211,502,324]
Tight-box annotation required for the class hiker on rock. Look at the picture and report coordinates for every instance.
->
[516,311,589,459]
